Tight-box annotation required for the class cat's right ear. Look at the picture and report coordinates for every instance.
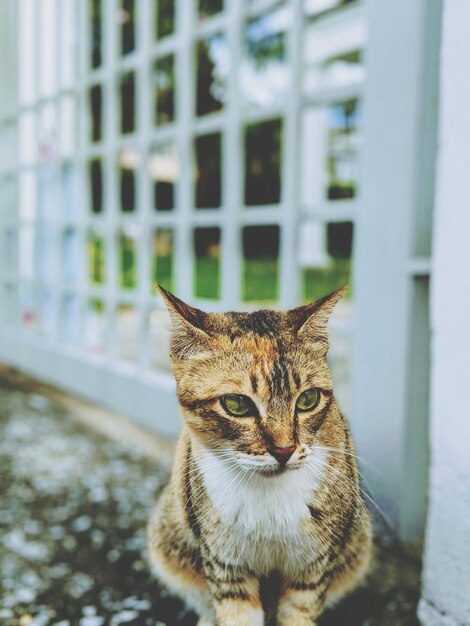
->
[157,285,210,359]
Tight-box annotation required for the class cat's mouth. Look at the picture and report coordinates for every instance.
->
[254,463,301,477]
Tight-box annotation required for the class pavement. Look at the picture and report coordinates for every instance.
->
[0,367,422,626]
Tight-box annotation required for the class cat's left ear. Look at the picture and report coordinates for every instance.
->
[287,286,347,346]
[157,285,210,359]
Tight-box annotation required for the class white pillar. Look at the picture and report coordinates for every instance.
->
[351,0,442,539]
[419,2,470,624]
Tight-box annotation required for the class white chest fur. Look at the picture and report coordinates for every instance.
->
[197,449,328,537]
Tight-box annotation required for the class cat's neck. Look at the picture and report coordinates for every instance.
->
[191,438,329,537]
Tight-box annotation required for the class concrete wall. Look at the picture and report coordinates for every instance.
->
[419,2,470,624]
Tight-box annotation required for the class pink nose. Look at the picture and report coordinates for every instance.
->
[270,446,296,465]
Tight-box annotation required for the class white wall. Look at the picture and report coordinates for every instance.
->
[419,1,470,624]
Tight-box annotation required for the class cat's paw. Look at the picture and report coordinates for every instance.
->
[197,619,216,626]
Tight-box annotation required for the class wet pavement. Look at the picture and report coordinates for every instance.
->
[0,369,422,626]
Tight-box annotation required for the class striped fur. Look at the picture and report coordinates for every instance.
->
[147,287,372,625]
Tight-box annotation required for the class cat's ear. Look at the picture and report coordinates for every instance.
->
[157,285,210,359]
[288,286,347,346]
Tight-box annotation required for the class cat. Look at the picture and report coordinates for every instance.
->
[147,286,372,626]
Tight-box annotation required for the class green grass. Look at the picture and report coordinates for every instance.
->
[194,257,220,299]
[243,258,278,302]
[303,260,352,302]
[152,254,173,292]
[90,253,351,303]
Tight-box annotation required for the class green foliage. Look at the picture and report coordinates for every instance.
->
[194,257,220,300]
[303,260,352,302]
[243,258,278,302]
[153,254,173,293]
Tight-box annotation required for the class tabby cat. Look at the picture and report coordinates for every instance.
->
[147,286,372,626]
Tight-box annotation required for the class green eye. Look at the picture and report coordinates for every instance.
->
[220,394,255,417]
[296,388,320,412]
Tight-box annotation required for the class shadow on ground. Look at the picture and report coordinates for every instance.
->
[0,369,421,626]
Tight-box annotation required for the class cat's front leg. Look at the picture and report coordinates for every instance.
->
[204,560,264,626]
[276,579,323,626]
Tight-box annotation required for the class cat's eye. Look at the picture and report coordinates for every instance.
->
[296,388,320,412]
[220,394,255,417]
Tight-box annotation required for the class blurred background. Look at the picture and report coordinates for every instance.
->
[0,0,469,624]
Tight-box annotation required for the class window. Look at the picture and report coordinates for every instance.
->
[196,35,229,117]
[3,0,367,409]
[149,143,178,211]
[245,119,282,206]
[153,55,176,126]
[195,133,222,209]
[194,228,221,299]
[155,0,175,40]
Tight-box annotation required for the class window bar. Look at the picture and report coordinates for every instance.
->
[136,0,153,368]
[174,0,195,303]
[104,0,119,358]
[48,0,61,342]
[75,0,89,346]
[279,0,303,308]
[220,0,243,310]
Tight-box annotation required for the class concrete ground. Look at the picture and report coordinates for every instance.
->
[0,367,422,626]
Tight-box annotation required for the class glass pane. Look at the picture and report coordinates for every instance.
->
[119,234,137,289]
[19,226,34,281]
[149,143,178,211]
[196,35,229,117]
[38,227,53,283]
[0,177,17,220]
[61,295,79,345]
[60,0,76,87]
[241,6,290,108]
[59,96,77,157]
[194,227,221,299]
[38,162,57,220]
[243,225,279,302]
[89,85,103,142]
[20,284,37,330]
[149,307,171,371]
[118,148,139,212]
[120,71,136,134]
[0,125,17,176]
[198,0,223,19]
[326,99,360,200]
[3,286,18,327]
[61,161,79,217]
[120,0,136,55]
[89,233,105,285]
[117,304,138,361]
[152,229,174,292]
[39,0,57,97]
[19,170,36,221]
[90,0,103,68]
[62,229,79,285]
[19,112,36,165]
[303,222,353,301]
[195,133,221,209]
[153,55,175,126]
[19,0,36,105]
[155,0,175,40]
[245,119,282,206]
[85,299,106,354]
[40,291,55,335]
[89,159,103,213]
[4,229,18,273]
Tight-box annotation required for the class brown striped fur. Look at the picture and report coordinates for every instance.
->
[147,287,372,625]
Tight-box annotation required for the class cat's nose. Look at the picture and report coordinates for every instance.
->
[270,446,296,465]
